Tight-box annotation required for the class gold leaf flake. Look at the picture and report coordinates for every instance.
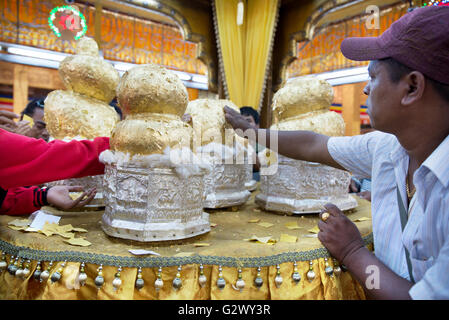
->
[39,229,55,237]
[64,237,91,247]
[257,222,274,228]
[284,221,301,230]
[8,225,26,231]
[248,219,260,223]
[56,232,76,239]
[308,226,320,234]
[353,217,371,222]
[8,219,30,227]
[210,223,218,228]
[42,222,59,232]
[280,234,298,243]
[244,235,276,245]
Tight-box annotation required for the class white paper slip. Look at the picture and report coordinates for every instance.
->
[128,249,161,256]
[29,210,61,230]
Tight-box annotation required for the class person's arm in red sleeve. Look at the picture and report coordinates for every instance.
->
[0,129,110,189]
[0,186,49,216]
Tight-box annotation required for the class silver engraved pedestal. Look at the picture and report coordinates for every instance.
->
[203,163,251,209]
[256,155,358,215]
[101,164,210,241]
[244,164,257,192]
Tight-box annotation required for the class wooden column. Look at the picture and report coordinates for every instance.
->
[13,64,28,115]
[341,82,363,136]
[94,0,103,51]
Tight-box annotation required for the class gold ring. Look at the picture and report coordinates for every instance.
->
[321,212,330,222]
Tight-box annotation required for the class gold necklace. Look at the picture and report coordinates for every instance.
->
[406,175,416,199]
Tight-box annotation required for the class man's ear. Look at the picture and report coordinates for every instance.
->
[401,71,426,106]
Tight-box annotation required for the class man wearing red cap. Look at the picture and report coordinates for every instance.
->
[224,6,449,299]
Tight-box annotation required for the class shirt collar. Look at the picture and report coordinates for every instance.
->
[421,134,449,188]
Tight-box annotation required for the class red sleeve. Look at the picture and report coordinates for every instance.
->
[0,186,47,216]
[0,129,110,189]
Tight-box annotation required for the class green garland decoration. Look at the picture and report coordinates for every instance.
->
[48,5,87,40]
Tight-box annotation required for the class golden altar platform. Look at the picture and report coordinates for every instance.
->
[0,190,372,300]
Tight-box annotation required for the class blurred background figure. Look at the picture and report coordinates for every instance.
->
[20,98,50,142]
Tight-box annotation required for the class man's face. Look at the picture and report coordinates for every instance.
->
[30,108,50,142]
[363,61,402,133]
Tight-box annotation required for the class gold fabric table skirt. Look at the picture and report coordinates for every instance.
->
[0,190,372,300]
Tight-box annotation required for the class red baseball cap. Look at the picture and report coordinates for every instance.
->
[341,6,449,85]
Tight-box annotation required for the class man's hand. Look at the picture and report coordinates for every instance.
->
[14,121,34,137]
[47,186,97,210]
[318,203,365,264]
[223,106,255,135]
[0,110,19,131]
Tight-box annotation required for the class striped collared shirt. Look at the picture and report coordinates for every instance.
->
[328,131,449,299]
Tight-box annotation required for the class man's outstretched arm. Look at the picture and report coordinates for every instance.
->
[223,106,345,170]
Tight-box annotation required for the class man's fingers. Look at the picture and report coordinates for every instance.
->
[69,191,88,208]
[0,124,14,131]
[318,220,328,232]
[0,116,18,127]
[223,106,239,116]
[77,190,96,207]
[0,110,19,119]
[67,186,85,192]
[323,203,342,217]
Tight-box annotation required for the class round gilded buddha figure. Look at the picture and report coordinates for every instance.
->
[255,76,358,214]
[185,99,251,209]
[44,37,120,206]
[100,64,210,242]
[45,37,120,139]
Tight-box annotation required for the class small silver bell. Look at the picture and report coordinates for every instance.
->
[135,278,144,290]
[217,277,226,290]
[292,271,301,284]
[51,271,62,283]
[40,270,50,282]
[306,270,316,281]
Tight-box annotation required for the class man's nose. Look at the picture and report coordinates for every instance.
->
[363,83,370,96]
[42,128,50,140]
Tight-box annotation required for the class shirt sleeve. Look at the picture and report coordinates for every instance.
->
[408,237,449,300]
[327,131,385,180]
[0,129,110,189]
[0,186,49,216]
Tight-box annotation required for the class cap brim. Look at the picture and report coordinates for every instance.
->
[341,37,389,61]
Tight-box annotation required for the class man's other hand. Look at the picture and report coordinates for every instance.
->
[318,203,365,264]
[223,106,255,137]
[0,110,19,131]
[47,186,97,210]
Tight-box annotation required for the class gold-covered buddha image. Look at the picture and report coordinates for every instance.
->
[256,76,357,214]
[110,64,192,156]
[44,37,120,140]
[271,76,345,136]
[185,98,251,209]
[185,98,240,148]
[100,64,210,242]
